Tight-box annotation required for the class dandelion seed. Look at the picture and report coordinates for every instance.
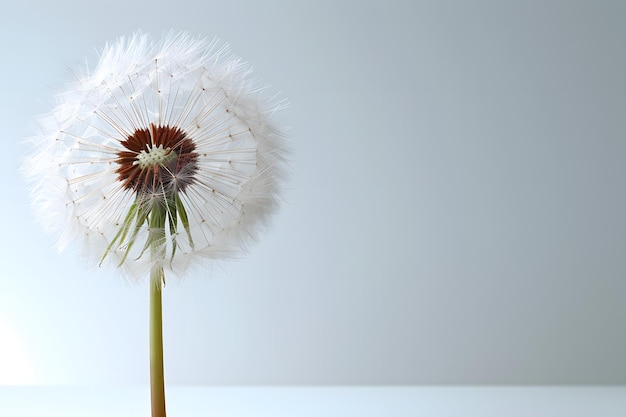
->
[23,30,288,417]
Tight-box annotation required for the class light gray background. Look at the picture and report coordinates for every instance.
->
[1,0,625,385]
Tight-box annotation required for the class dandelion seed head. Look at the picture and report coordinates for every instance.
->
[23,30,288,280]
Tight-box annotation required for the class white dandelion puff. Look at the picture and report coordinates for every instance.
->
[23,30,288,280]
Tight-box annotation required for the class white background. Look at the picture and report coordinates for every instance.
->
[1,0,626,385]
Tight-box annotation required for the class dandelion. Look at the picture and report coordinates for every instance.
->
[23,31,288,416]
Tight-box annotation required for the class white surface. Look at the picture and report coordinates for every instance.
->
[0,386,625,417]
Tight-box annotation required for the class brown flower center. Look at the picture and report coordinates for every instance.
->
[116,123,199,194]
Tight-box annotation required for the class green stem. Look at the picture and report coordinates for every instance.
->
[150,266,166,417]
[149,203,167,417]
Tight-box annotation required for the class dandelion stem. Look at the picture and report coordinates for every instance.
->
[150,266,166,417]
[149,203,167,417]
